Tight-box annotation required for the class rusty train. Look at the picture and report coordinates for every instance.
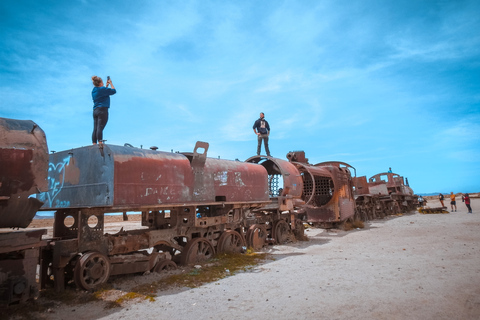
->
[0,117,417,304]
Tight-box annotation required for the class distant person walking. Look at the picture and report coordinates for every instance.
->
[464,194,472,213]
[91,75,116,145]
[450,192,457,212]
[253,112,271,157]
[418,195,425,207]
[439,193,445,207]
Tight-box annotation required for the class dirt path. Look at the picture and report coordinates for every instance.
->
[22,198,480,319]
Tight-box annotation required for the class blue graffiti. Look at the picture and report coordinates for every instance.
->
[55,199,71,208]
[46,156,71,207]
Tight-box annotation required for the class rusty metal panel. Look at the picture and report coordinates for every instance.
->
[369,172,406,195]
[0,229,47,254]
[0,230,46,305]
[38,144,195,210]
[0,118,48,228]
[111,145,194,207]
[39,142,270,211]
[295,162,355,223]
[37,145,114,209]
[369,183,389,195]
[202,158,269,202]
[245,156,303,199]
[352,176,370,195]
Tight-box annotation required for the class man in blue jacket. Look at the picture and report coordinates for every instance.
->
[253,112,271,157]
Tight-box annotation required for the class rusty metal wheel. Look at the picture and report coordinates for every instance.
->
[246,224,267,250]
[154,259,177,273]
[74,251,110,291]
[217,230,245,254]
[273,220,290,244]
[180,238,215,265]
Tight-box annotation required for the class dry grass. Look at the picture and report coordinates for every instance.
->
[130,251,268,297]
[343,219,365,231]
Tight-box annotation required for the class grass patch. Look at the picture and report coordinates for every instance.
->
[115,291,155,304]
[130,251,268,298]
[343,219,365,231]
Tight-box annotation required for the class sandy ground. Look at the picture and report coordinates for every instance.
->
[22,198,480,319]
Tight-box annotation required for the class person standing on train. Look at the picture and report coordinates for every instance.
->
[253,112,271,157]
[91,75,116,145]
[450,192,457,212]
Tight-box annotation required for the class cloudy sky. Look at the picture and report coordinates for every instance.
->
[1,0,479,194]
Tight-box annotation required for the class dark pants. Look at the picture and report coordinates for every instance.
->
[92,107,109,144]
[466,204,472,213]
[257,133,270,156]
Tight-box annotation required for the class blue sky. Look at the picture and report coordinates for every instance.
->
[1,0,479,194]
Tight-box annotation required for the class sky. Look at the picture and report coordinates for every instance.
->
[1,0,479,194]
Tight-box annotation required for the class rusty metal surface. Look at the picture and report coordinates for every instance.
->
[352,176,370,195]
[368,172,413,195]
[245,155,303,198]
[353,171,418,220]
[0,117,48,228]
[247,153,355,224]
[39,142,270,211]
[184,142,270,203]
[296,162,355,223]
[0,229,46,305]
[37,144,193,209]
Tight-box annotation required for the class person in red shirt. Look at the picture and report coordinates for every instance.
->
[464,194,472,213]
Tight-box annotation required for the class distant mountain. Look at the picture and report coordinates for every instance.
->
[418,192,479,196]
[417,192,442,196]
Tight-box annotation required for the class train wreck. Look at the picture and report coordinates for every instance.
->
[0,118,49,304]
[0,117,419,305]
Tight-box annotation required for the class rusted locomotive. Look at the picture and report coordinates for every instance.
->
[0,118,48,305]
[0,116,419,300]
[36,141,305,291]
[353,172,417,221]
[36,146,360,291]
[247,151,356,229]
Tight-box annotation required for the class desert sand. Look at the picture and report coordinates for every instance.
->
[19,197,480,319]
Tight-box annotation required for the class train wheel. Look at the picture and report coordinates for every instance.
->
[154,259,177,273]
[246,224,267,250]
[74,251,110,291]
[180,238,215,265]
[273,220,290,244]
[217,230,245,254]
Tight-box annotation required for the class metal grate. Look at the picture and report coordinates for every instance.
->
[268,174,281,197]
[302,173,334,206]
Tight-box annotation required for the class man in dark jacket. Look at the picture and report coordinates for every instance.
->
[253,112,271,156]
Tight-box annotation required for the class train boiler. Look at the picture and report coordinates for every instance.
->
[0,118,48,304]
[246,151,356,228]
[37,141,271,291]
